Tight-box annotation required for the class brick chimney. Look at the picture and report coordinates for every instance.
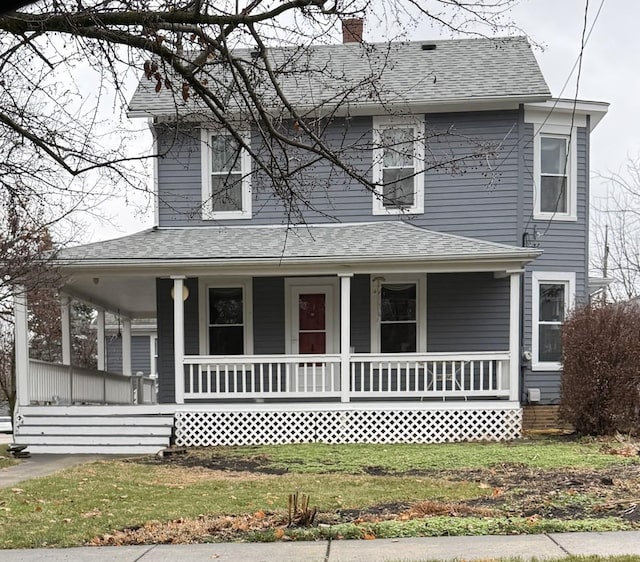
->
[342,18,364,43]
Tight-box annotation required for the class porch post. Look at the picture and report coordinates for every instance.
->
[60,294,72,365]
[14,286,30,407]
[172,276,186,404]
[96,309,106,371]
[509,271,521,402]
[122,316,132,376]
[339,274,352,403]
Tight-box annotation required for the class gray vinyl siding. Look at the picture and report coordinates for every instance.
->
[253,277,285,354]
[427,273,509,352]
[106,336,152,375]
[156,277,199,403]
[156,111,521,240]
[350,275,371,354]
[521,125,589,404]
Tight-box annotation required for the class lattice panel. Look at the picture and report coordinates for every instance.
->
[175,408,522,447]
[175,410,318,446]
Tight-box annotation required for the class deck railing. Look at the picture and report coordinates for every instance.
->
[28,360,157,405]
[183,354,342,399]
[183,352,510,401]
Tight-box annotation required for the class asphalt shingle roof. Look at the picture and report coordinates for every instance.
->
[128,36,550,117]
[57,222,539,267]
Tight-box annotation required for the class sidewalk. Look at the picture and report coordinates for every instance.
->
[3,532,640,561]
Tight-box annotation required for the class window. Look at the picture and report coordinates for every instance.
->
[533,124,576,221]
[201,129,251,220]
[371,275,426,353]
[208,287,245,355]
[532,271,575,370]
[372,116,425,215]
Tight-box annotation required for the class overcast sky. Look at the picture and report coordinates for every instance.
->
[87,0,634,242]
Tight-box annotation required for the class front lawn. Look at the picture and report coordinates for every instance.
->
[0,436,639,548]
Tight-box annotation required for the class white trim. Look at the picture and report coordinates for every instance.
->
[200,128,252,220]
[96,309,106,371]
[524,98,609,131]
[60,295,72,366]
[284,277,340,355]
[172,276,186,404]
[339,274,352,403]
[148,119,160,227]
[531,271,575,372]
[14,287,29,407]
[508,272,521,401]
[122,317,132,376]
[151,335,158,377]
[370,273,427,353]
[198,277,254,355]
[532,123,577,221]
[372,115,425,215]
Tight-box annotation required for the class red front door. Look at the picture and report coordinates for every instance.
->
[298,293,327,355]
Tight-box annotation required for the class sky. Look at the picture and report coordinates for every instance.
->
[86,0,637,244]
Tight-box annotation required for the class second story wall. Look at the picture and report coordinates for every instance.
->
[155,110,526,247]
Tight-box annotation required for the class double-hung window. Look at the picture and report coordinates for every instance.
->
[533,124,576,221]
[372,116,425,215]
[201,129,251,220]
[531,271,575,371]
[208,286,245,355]
[371,275,426,353]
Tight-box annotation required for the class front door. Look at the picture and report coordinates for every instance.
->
[287,280,339,392]
[290,285,336,354]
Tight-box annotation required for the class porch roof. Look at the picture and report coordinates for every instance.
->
[57,221,540,271]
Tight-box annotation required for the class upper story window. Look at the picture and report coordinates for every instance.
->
[372,116,425,215]
[531,271,575,371]
[201,129,251,220]
[533,124,577,221]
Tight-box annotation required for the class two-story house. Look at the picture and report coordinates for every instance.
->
[12,27,608,453]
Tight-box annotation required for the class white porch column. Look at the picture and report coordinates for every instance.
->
[339,274,352,403]
[509,271,521,402]
[122,316,132,376]
[60,294,72,365]
[172,276,186,404]
[96,309,106,371]
[14,286,30,407]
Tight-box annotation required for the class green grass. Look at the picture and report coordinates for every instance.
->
[197,438,638,473]
[0,444,17,469]
[0,437,637,549]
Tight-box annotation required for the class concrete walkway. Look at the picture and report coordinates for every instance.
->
[3,531,640,561]
[0,454,112,488]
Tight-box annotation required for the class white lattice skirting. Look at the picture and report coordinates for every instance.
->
[175,405,522,447]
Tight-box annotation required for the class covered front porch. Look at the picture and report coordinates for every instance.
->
[13,222,540,452]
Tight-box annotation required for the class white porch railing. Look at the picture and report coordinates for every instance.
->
[28,359,157,405]
[183,354,342,399]
[350,352,511,399]
[183,352,510,401]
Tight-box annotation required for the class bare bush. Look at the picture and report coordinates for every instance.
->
[560,302,640,435]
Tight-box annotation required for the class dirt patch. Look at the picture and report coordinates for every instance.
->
[107,446,640,546]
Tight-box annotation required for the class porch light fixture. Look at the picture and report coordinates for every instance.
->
[171,285,190,301]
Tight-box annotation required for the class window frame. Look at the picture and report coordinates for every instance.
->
[533,123,577,222]
[531,271,575,371]
[200,128,252,220]
[372,115,425,215]
[370,274,427,353]
[198,278,253,356]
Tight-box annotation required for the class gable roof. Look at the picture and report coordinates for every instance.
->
[128,36,550,118]
[56,222,540,271]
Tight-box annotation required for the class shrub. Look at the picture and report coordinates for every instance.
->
[559,302,640,435]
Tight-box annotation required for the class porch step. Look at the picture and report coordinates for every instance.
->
[14,410,174,455]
